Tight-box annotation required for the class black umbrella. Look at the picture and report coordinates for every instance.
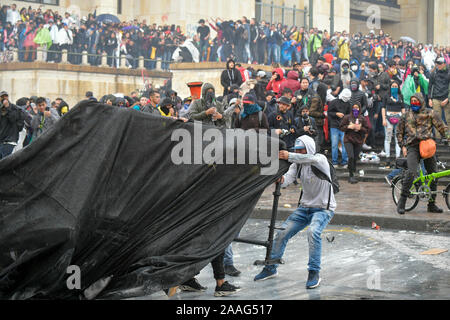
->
[96,14,121,24]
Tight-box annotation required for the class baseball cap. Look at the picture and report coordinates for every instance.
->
[0,91,8,97]
[278,96,291,106]
[293,138,306,150]
[242,93,256,105]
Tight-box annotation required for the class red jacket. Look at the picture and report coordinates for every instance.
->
[279,71,301,96]
[266,68,285,95]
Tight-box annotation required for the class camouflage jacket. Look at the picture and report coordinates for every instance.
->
[397,93,449,148]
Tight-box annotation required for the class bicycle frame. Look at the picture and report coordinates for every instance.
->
[410,169,450,194]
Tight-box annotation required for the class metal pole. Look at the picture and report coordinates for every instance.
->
[309,0,313,29]
[264,182,282,262]
[330,0,335,35]
[282,5,285,25]
[271,1,274,24]
[293,5,296,26]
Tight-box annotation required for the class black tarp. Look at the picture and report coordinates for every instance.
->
[0,100,288,299]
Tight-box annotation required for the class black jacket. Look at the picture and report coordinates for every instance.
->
[0,104,25,144]
[220,61,243,96]
[327,99,351,129]
[428,68,450,100]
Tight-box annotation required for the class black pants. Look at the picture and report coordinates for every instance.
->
[315,123,325,153]
[401,144,438,202]
[344,142,362,177]
[211,251,225,280]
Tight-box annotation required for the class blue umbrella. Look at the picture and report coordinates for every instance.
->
[96,14,121,24]
[122,25,140,31]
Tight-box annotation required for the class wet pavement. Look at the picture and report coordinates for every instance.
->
[256,181,450,220]
[135,219,450,300]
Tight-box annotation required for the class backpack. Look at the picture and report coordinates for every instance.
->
[297,155,340,210]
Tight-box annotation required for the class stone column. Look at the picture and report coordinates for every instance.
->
[12,48,18,62]
[120,55,128,69]
[100,52,108,67]
[156,58,162,71]
[81,51,89,66]
[61,49,68,64]
[138,56,145,69]
[36,48,45,62]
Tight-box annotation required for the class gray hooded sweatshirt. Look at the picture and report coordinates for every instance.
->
[281,135,337,212]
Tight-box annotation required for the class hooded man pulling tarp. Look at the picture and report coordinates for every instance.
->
[0,100,288,299]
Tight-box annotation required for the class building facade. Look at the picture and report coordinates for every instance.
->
[2,0,447,45]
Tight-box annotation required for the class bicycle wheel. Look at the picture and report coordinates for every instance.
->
[391,176,420,212]
[444,184,450,210]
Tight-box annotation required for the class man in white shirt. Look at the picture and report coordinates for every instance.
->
[6,4,21,25]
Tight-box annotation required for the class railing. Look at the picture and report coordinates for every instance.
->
[256,0,308,28]
[0,48,173,71]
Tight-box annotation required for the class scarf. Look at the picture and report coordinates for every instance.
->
[241,104,262,119]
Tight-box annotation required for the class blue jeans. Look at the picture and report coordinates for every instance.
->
[267,43,280,65]
[330,128,348,165]
[266,207,334,272]
[224,243,233,266]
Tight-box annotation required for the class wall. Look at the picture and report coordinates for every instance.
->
[434,0,449,47]
[312,0,350,32]
[0,62,171,107]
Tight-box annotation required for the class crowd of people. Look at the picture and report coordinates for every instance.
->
[1,4,450,298]
[2,2,450,71]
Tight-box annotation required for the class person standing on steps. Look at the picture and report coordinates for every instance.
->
[396,93,449,215]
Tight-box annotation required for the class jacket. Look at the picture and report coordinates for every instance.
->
[327,98,351,129]
[295,115,318,138]
[281,135,336,212]
[220,60,243,96]
[339,113,369,145]
[31,109,60,140]
[397,93,449,148]
[266,68,285,96]
[428,67,450,100]
[57,28,73,46]
[402,74,429,106]
[188,83,227,127]
[0,103,25,144]
[279,71,301,96]
[268,107,297,148]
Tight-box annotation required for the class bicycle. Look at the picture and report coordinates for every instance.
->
[392,160,450,211]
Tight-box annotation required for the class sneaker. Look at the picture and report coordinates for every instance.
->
[348,176,358,184]
[341,164,348,169]
[179,278,207,292]
[362,144,372,151]
[224,265,241,277]
[254,268,277,281]
[306,270,321,289]
[385,176,392,186]
[378,151,387,157]
[214,281,241,297]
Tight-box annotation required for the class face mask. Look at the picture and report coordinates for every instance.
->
[304,66,311,75]
[391,87,399,97]
[411,102,421,112]
[342,67,349,74]
[351,83,358,91]
[352,109,360,118]
[351,65,358,72]
[205,91,215,105]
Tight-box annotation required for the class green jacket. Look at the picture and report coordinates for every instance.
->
[307,34,322,57]
[188,83,227,127]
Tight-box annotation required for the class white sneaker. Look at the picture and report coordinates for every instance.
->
[378,151,387,157]
[362,144,372,151]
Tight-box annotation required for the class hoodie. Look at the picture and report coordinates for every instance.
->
[281,135,337,212]
[279,71,301,96]
[340,60,356,90]
[220,59,243,96]
[188,83,227,127]
[266,68,285,96]
[397,92,449,148]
